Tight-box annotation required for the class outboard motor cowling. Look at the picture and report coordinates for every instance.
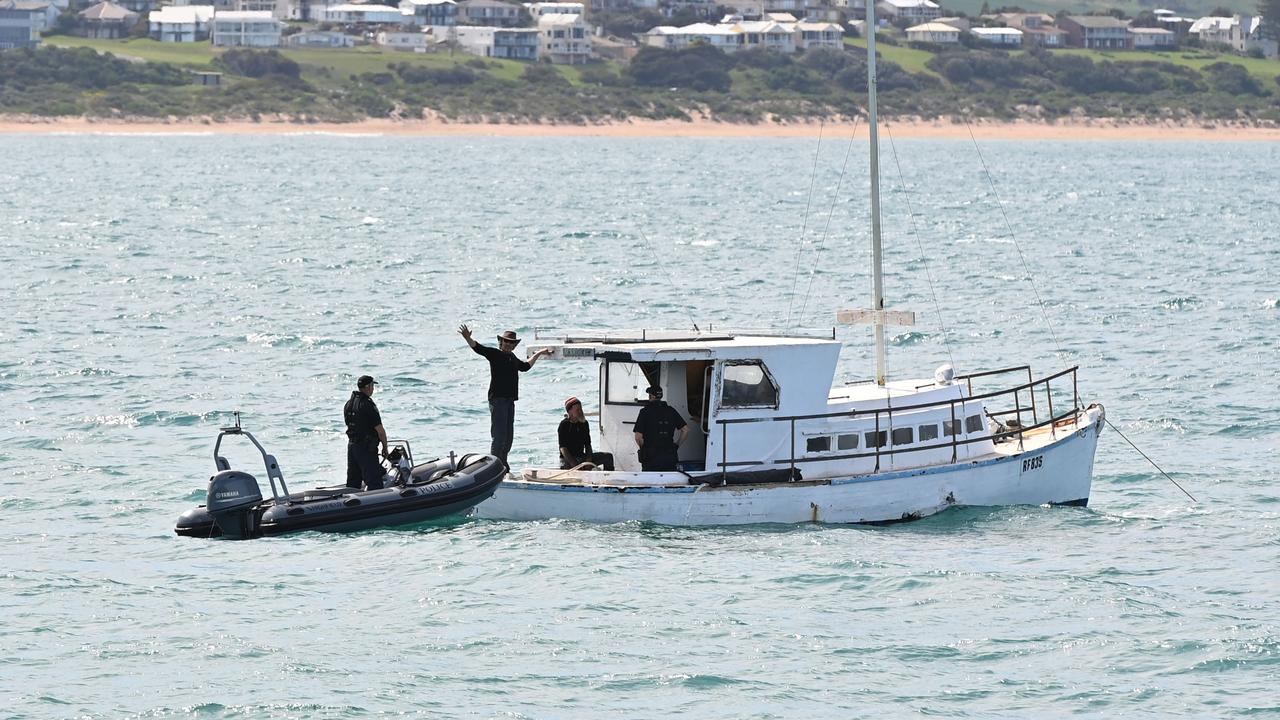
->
[207,470,263,540]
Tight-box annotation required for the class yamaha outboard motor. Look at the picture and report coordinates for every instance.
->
[206,470,264,540]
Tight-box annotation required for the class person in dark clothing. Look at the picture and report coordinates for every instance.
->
[558,396,615,471]
[633,385,689,472]
[459,324,552,470]
[344,375,388,491]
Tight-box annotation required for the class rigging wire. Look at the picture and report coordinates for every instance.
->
[784,120,826,329]
[962,119,1195,503]
[635,223,700,330]
[883,121,956,371]
[795,116,860,327]
[962,119,1067,365]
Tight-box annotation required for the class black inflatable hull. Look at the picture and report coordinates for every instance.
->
[176,454,504,539]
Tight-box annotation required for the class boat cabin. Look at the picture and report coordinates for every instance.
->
[530,331,996,480]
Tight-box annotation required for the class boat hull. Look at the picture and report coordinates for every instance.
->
[475,408,1103,525]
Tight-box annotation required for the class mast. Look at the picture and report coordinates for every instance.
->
[866,0,887,387]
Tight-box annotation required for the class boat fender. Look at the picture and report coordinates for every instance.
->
[206,470,263,540]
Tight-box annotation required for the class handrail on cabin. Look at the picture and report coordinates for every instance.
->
[715,366,1081,479]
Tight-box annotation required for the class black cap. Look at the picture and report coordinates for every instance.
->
[645,386,663,399]
[357,375,378,388]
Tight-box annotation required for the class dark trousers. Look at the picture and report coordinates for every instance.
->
[640,445,679,472]
[562,452,615,471]
[347,442,384,491]
[489,397,515,469]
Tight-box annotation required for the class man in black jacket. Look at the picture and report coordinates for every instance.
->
[459,325,552,470]
[558,396,615,471]
[633,385,688,472]
[344,375,388,490]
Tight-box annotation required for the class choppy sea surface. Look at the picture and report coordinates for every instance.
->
[1,133,1277,718]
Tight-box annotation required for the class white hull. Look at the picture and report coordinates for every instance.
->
[475,407,1103,525]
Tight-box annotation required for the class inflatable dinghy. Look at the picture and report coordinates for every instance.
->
[175,420,503,539]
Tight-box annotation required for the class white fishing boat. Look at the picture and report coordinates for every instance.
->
[474,3,1105,525]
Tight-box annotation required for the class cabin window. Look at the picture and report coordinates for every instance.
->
[891,427,913,446]
[919,424,939,441]
[604,361,660,405]
[806,436,830,453]
[943,419,961,436]
[837,433,859,450]
[720,361,779,408]
[865,430,887,448]
[966,415,985,434]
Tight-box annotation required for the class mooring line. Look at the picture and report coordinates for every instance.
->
[1105,418,1197,502]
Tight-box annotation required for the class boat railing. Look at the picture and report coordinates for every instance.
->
[713,365,1082,481]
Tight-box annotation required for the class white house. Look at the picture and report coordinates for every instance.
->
[235,0,286,19]
[399,0,456,25]
[1188,15,1234,45]
[148,4,214,40]
[458,0,521,26]
[285,28,356,46]
[0,0,44,48]
[210,9,283,46]
[324,3,402,22]
[905,20,958,43]
[1230,14,1278,58]
[794,20,842,50]
[454,24,539,59]
[1127,26,1175,49]
[737,19,795,52]
[877,0,940,23]
[537,11,589,63]
[375,29,427,48]
[524,1,580,20]
[969,26,1021,46]
[644,23,742,52]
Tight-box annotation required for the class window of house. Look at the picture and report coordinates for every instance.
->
[554,29,565,38]
[837,434,859,450]
[891,427,913,446]
[966,415,985,434]
[918,424,939,441]
[865,430,887,448]
[806,436,830,453]
[720,361,778,408]
[943,419,961,437]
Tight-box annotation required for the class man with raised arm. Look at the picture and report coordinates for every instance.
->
[459,324,552,470]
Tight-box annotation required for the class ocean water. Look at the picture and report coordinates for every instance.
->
[0,133,1277,718]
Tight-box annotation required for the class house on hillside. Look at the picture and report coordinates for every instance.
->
[0,0,44,48]
[285,29,355,46]
[458,0,522,26]
[454,24,539,58]
[210,9,283,46]
[538,10,589,63]
[524,1,581,20]
[78,1,138,38]
[400,0,457,25]
[324,3,402,23]
[1188,15,1233,45]
[1127,26,1175,49]
[1059,15,1129,49]
[375,29,428,49]
[876,0,939,24]
[644,23,742,52]
[795,21,842,49]
[235,0,286,19]
[905,20,958,43]
[148,4,214,40]
[738,19,796,52]
[994,12,1065,47]
[969,26,1021,46]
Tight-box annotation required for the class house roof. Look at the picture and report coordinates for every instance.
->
[1128,27,1174,34]
[149,5,214,23]
[329,3,400,11]
[796,21,841,31]
[213,10,278,20]
[737,20,793,34]
[1188,15,1234,33]
[906,21,959,33]
[1064,15,1129,29]
[971,27,1022,35]
[880,0,939,8]
[538,12,581,25]
[79,2,136,21]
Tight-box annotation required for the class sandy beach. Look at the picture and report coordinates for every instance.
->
[3,115,1280,140]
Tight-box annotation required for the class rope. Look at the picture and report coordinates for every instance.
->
[883,121,956,372]
[784,120,825,328]
[796,116,860,327]
[1105,418,1197,502]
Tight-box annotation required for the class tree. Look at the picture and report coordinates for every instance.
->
[1259,0,1280,40]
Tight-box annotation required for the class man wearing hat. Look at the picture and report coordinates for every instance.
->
[558,396,615,471]
[459,324,553,469]
[344,375,388,491]
[633,385,689,472]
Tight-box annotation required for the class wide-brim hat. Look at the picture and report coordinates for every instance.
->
[497,330,521,346]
